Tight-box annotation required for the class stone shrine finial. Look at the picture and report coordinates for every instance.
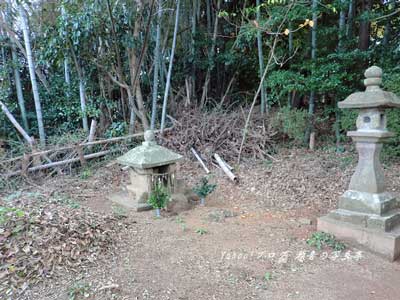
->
[143,130,156,146]
[364,66,382,91]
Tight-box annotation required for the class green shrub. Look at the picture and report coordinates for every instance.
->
[193,177,217,198]
[272,106,308,145]
[148,183,170,209]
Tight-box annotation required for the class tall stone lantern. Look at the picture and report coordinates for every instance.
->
[318,66,400,261]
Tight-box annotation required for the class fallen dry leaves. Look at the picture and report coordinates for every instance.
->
[0,194,124,297]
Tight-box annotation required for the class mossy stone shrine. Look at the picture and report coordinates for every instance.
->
[318,66,400,261]
[113,130,183,211]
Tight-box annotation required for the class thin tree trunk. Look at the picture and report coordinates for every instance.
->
[11,42,29,131]
[150,0,163,130]
[64,57,70,86]
[19,4,45,146]
[382,17,391,46]
[346,0,354,39]
[0,11,50,93]
[106,0,128,123]
[335,0,347,151]
[287,21,293,108]
[206,0,212,35]
[200,0,221,108]
[256,0,267,115]
[160,0,180,133]
[69,39,89,132]
[128,4,153,131]
[306,0,318,145]
[64,56,71,101]
[79,78,89,132]
[190,0,197,102]
[359,0,372,51]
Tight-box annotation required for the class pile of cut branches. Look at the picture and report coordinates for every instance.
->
[0,193,125,296]
[160,109,277,162]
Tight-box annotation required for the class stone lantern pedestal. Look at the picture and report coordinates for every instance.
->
[318,66,400,261]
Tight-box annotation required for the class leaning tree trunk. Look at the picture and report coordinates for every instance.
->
[18,4,45,146]
[0,100,33,146]
[160,0,180,133]
[11,42,29,131]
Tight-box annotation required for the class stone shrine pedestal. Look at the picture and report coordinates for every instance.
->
[318,66,400,261]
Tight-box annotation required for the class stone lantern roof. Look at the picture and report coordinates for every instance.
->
[338,66,400,109]
[117,130,183,169]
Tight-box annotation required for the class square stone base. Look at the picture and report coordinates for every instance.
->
[318,215,400,261]
[107,190,152,212]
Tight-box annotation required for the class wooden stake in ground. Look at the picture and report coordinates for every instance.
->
[88,119,97,150]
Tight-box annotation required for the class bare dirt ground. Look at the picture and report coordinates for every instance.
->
[3,148,400,300]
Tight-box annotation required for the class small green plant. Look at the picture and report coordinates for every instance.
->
[193,177,217,198]
[338,155,354,170]
[80,168,92,180]
[0,206,25,225]
[51,193,80,209]
[307,231,346,251]
[264,272,272,282]
[4,191,22,202]
[68,282,91,300]
[195,228,208,235]
[112,205,128,219]
[148,183,170,209]
[175,216,187,231]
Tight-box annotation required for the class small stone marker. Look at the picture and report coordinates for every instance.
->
[318,66,400,261]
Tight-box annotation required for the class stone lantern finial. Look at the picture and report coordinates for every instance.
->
[364,66,382,92]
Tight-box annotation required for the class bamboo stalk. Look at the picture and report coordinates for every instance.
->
[191,147,210,174]
[1,127,173,163]
[5,150,110,178]
[214,153,237,182]
[0,100,34,146]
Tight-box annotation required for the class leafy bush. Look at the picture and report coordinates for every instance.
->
[272,106,308,145]
[148,183,170,209]
[105,121,127,138]
[193,177,217,198]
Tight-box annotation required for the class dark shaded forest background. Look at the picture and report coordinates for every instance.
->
[0,0,399,157]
